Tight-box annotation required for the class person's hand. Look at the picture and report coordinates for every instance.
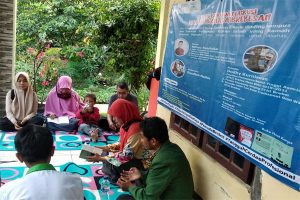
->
[81,108,87,114]
[14,123,21,130]
[95,146,110,152]
[120,167,141,181]
[20,118,28,125]
[117,176,134,191]
[109,149,119,153]
[86,154,106,162]
[82,106,91,113]
[49,114,56,119]
[109,122,116,131]
[83,104,93,113]
[86,106,93,113]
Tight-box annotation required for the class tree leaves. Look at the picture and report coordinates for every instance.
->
[17,0,160,94]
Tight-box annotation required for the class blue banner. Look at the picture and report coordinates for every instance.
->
[158,0,300,190]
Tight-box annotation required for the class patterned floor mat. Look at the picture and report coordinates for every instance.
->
[0,162,127,200]
[0,130,119,151]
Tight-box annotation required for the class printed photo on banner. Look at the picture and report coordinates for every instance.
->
[171,59,186,77]
[243,45,277,73]
[174,38,189,56]
[224,117,254,147]
[225,117,294,169]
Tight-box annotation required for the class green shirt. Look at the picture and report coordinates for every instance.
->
[26,163,56,175]
[129,141,194,200]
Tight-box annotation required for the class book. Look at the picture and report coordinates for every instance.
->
[79,144,103,159]
[47,116,69,124]
[238,125,254,147]
[107,157,121,167]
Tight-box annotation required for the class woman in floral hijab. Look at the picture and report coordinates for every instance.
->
[87,99,144,183]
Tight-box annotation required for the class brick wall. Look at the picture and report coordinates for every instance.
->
[0,1,14,116]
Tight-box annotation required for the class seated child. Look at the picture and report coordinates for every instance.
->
[76,93,100,142]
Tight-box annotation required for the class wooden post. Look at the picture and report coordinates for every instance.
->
[0,0,15,116]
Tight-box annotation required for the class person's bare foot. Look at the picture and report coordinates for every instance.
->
[91,129,99,142]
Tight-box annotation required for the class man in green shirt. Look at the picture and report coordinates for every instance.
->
[117,117,194,200]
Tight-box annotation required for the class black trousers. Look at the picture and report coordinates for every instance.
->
[102,158,143,184]
[116,194,135,200]
[0,115,44,131]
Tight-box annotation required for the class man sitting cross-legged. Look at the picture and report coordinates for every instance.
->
[0,124,84,200]
[116,117,194,200]
[106,81,138,131]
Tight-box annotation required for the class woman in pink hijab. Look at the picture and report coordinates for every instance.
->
[44,76,84,132]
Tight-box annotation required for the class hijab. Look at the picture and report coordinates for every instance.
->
[44,76,83,118]
[108,99,141,124]
[108,99,142,150]
[11,72,36,121]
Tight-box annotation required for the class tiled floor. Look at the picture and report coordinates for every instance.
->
[0,130,126,200]
[0,150,89,166]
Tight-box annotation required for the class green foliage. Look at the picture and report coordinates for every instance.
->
[17,0,160,105]
[76,85,115,104]
[133,86,150,112]
[37,87,52,104]
[17,0,97,51]
[17,46,65,103]
[60,44,106,87]
[93,0,160,90]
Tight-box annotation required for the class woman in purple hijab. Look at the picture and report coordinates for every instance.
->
[44,76,84,132]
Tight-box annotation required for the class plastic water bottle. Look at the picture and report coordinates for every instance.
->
[101,176,110,193]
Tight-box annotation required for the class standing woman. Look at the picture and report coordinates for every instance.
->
[87,99,144,183]
[44,75,84,132]
[0,72,44,131]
